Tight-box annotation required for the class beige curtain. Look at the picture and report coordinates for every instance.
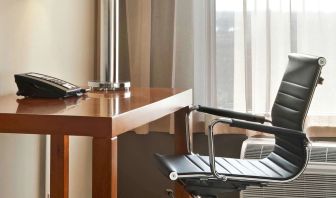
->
[124,0,176,134]
[125,0,176,88]
[123,0,249,135]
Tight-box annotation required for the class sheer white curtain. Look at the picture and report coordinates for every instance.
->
[174,0,336,133]
[214,0,336,115]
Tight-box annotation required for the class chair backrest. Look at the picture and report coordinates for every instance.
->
[271,53,325,131]
[268,53,325,180]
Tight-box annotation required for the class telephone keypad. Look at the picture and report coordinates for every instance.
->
[27,73,77,90]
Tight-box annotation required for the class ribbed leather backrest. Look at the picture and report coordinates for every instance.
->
[268,54,325,180]
[271,53,325,131]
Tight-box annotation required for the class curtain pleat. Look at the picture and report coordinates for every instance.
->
[122,0,336,136]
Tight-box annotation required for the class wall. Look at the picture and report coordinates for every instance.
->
[0,0,95,197]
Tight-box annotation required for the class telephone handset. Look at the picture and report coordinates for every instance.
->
[15,73,86,98]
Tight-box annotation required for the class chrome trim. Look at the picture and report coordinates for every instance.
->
[88,81,130,91]
[318,57,326,66]
[169,172,178,181]
[186,105,199,154]
[89,0,131,91]
[173,173,212,179]
[207,118,233,181]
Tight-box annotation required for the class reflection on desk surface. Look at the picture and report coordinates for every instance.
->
[0,87,189,118]
[16,96,82,114]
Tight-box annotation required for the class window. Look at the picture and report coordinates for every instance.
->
[215,0,336,115]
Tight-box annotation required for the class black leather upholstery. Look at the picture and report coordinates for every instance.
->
[154,53,325,197]
[272,53,323,131]
[197,105,266,123]
[155,154,299,180]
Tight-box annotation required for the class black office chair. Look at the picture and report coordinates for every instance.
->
[154,53,326,198]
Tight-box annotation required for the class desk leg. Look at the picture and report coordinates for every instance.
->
[50,135,69,198]
[92,137,118,198]
[174,107,192,198]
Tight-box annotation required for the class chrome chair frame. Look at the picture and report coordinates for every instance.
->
[156,53,326,198]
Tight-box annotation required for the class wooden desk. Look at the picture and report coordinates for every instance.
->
[0,87,192,198]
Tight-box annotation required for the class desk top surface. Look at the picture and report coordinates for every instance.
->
[0,87,189,117]
[0,88,192,137]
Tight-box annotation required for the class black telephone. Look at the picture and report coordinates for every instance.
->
[15,73,86,98]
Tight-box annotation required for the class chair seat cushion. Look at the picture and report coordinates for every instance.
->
[154,153,300,181]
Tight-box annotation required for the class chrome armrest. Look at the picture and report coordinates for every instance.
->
[207,118,233,181]
[206,117,309,181]
[186,105,199,154]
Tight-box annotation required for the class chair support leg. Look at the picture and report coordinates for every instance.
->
[166,189,175,198]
